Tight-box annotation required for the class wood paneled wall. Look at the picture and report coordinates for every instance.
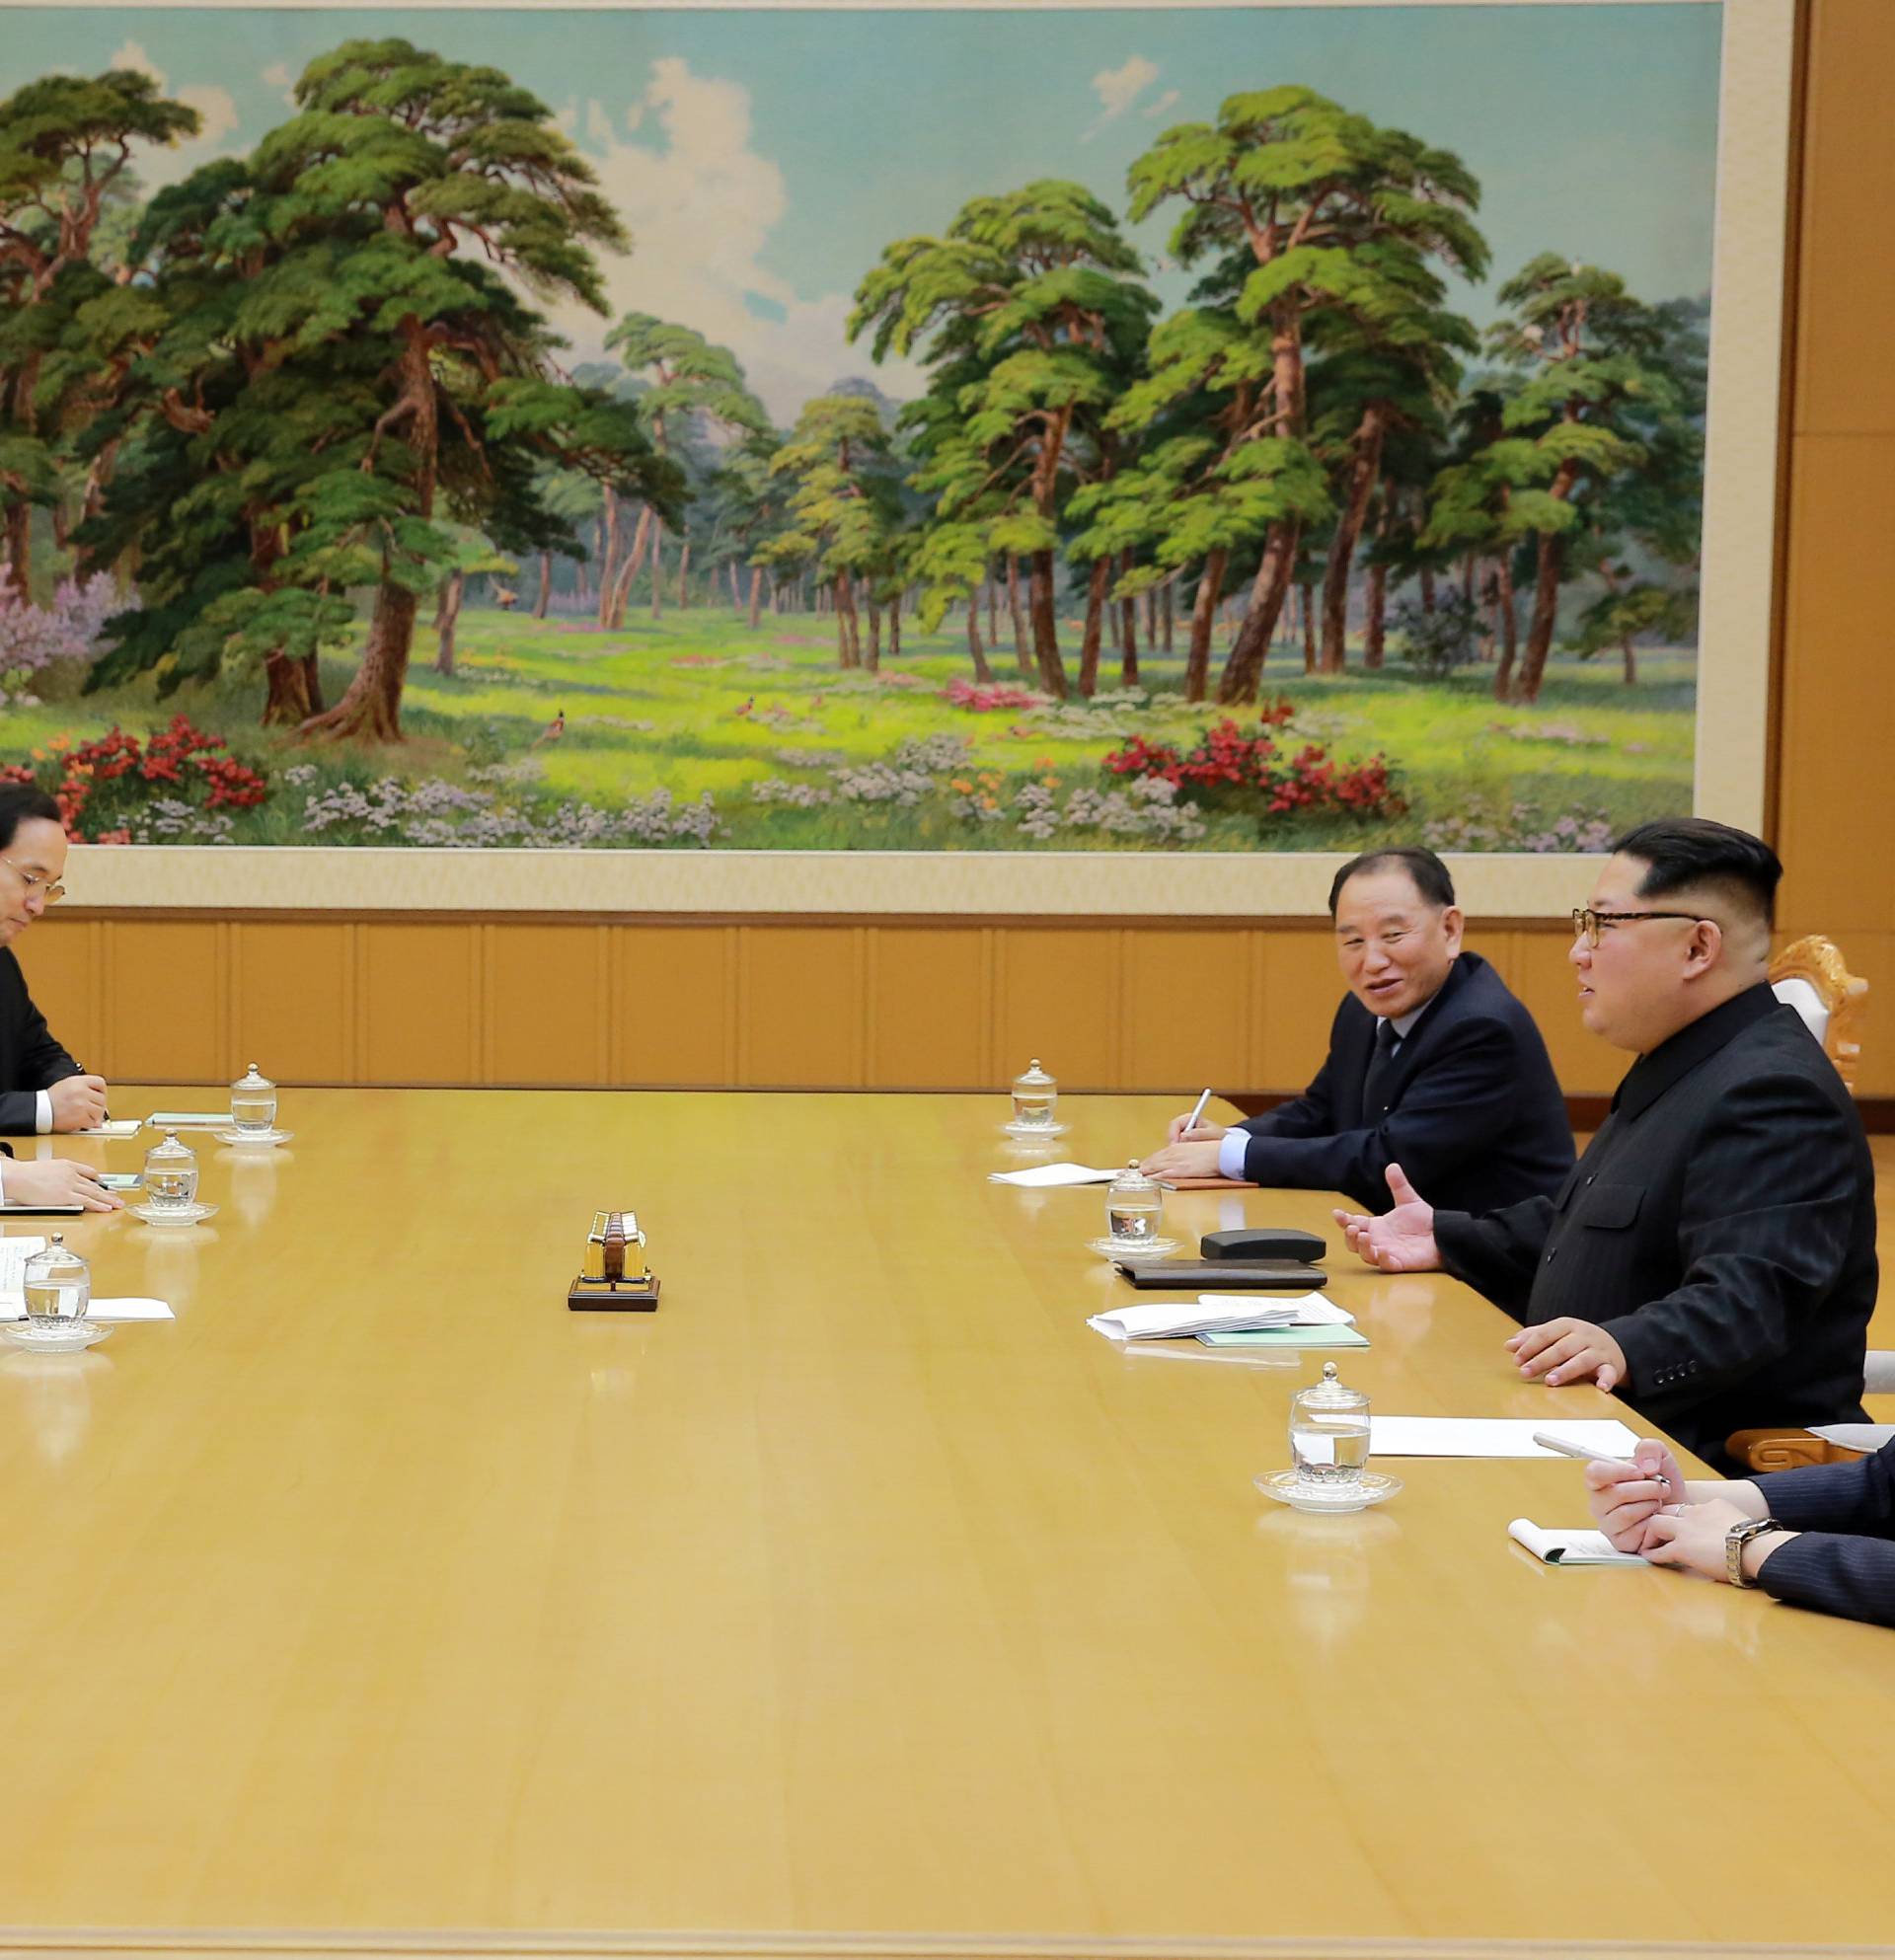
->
[14,916,1630,1095]
[1773,0,1893,1094]
[12,1,1889,1105]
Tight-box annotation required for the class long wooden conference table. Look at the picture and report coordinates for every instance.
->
[1,1090,1889,1960]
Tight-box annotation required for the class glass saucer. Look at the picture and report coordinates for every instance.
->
[1002,1119,1069,1139]
[128,1200,219,1228]
[212,1127,293,1147]
[2,1318,112,1352]
[1088,1235,1180,1260]
[1255,1469,1402,1514]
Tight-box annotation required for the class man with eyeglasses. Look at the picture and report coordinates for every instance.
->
[1140,846,1573,1211]
[0,785,120,1212]
[1336,817,1875,1472]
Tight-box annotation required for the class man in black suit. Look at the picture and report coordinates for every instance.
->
[1140,847,1573,1213]
[1337,818,1876,1472]
[1585,1436,1895,1629]
[0,785,120,1211]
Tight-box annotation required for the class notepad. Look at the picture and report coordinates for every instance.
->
[71,1119,143,1139]
[988,1163,1121,1188]
[1088,1291,1343,1341]
[1370,1417,1642,1459]
[1199,1323,1370,1350]
[1508,1520,1646,1566]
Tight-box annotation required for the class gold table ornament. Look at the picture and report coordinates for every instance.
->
[567,1208,661,1312]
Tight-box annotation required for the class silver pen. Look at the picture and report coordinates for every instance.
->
[1181,1088,1213,1134]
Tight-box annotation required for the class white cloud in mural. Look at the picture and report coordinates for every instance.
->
[110,38,242,187]
[1143,88,1181,120]
[262,60,298,108]
[1082,54,1160,140]
[551,58,927,426]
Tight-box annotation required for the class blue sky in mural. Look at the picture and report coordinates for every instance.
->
[1,5,1722,418]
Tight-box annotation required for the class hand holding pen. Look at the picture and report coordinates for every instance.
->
[1533,1430,1688,1552]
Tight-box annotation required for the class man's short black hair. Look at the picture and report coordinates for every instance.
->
[1327,847,1456,918]
[0,785,61,854]
[1612,817,1782,927]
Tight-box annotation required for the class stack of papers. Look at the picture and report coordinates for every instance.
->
[1508,1520,1646,1567]
[1369,1417,1642,1459]
[1089,1291,1350,1342]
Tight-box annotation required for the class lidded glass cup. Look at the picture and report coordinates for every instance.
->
[1289,1361,1372,1486]
[1010,1058,1058,1129]
[143,1130,199,1212]
[24,1234,90,1325]
[1104,1159,1165,1245]
[230,1062,277,1135]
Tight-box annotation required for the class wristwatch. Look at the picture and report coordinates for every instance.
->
[1726,1515,1781,1588]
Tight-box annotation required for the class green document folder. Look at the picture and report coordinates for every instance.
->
[1197,1324,1370,1350]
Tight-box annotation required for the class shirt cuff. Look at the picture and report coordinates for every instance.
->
[1217,1130,1250,1180]
[35,1091,50,1135]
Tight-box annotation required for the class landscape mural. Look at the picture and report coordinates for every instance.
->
[0,4,1722,854]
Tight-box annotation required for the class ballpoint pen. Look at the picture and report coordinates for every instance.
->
[1181,1088,1212,1134]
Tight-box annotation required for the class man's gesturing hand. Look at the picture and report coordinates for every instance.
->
[47,1075,109,1132]
[1331,1163,1440,1272]
[1507,1318,1630,1392]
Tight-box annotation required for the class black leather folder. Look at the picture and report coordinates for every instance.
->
[1112,1259,1327,1290]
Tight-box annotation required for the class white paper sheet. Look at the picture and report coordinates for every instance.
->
[1088,1291,1334,1341]
[0,1237,47,1309]
[0,1296,174,1322]
[1507,1519,1646,1566]
[1370,1417,1641,1459]
[1197,1293,1354,1326]
[988,1163,1121,1188]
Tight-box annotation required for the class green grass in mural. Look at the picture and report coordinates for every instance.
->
[9,606,1695,852]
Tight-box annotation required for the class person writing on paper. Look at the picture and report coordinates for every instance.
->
[1140,848,1572,1212]
[1585,1437,1895,1628]
[0,787,119,1212]
[1334,819,1875,1473]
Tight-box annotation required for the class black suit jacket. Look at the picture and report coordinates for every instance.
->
[1753,1440,1895,1628]
[1233,951,1573,1213]
[0,945,83,1138]
[1435,985,1877,1473]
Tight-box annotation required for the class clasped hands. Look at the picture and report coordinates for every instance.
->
[1332,1162,1629,1393]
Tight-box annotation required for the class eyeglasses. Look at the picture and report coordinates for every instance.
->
[2,860,66,906]
[1569,906,1705,949]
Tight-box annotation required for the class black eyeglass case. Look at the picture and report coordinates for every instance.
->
[1199,1227,1328,1263]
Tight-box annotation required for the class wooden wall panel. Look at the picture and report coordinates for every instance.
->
[357,924,478,1085]
[1120,927,1251,1093]
[615,925,733,1086]
[1792,0,1895,435]
[1503,931,1626,1099]
[1254,929,1338,1099]
[868,927,988,1089]
[485,923,602,1085]
[995,928,1117,1090]
[737,925,863,1087]
[13,917,102,1074]
[234,922,351,1085]
[105,920,225,1083]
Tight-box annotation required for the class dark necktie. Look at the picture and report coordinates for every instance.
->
[1360,1018,1401,1126]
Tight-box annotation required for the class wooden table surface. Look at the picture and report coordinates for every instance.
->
[0,1091,1888,1960]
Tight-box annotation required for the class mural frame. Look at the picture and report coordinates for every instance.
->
[16,0,1793,917]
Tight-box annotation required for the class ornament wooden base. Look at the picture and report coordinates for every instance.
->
[567,1275,661,1312]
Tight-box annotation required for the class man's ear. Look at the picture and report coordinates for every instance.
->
[1684,917,1723,976]
[1441,905,1466,952]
